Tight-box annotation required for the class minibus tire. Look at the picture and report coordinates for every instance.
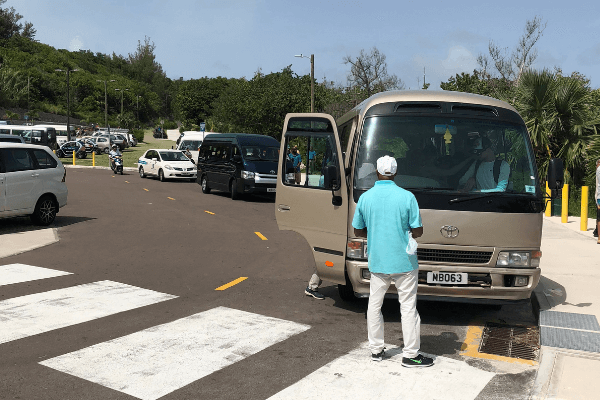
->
[201,176,211,194]
[338,272,356,302]
[230,179,240,200]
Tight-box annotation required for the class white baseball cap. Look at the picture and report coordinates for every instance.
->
[376,155,397,176]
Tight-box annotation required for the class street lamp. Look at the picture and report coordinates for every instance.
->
[295,53,314,113]
[56,68,79,140]
[114,88,129,115]
[97,79,116,132]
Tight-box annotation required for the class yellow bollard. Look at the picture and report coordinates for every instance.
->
[545,181,552,217]
[561,184,569,223]
[581,186,589,231]
[93,151,95,167]
[72,150,75,166]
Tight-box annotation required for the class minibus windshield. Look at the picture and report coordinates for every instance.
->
[242,145,280,161]
[354,115,538,196]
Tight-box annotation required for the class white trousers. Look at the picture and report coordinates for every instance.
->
[307,272,322,290]
[367,270,420,358]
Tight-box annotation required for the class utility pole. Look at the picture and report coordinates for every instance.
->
[115,88,129,115]
[97,79,115,132]
[56,68,79,141]
[295,53,315,112]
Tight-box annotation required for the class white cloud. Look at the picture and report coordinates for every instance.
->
[441,46,478,72]
[69,36,83,52]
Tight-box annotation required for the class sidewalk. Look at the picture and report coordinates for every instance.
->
[0,227,59,258]
[531,215,600,399]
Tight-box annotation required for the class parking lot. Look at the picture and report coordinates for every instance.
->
[0,167,540,400]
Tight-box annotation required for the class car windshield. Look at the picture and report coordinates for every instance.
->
[159,151,190,162]
[241,145,279,161]
[180,140,202,151]
[354,115,538,195]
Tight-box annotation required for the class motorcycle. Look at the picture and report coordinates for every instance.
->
[110,154,124,175]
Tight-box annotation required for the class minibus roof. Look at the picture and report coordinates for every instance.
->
[204,133,279,145]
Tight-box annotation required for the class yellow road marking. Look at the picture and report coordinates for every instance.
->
[205,210,215,215]
[460,323,537,366]
[215,277,248,291]
[255,232,268,240]
[168,197,175,200]
[143,188,149,192]
[125,181,129,183]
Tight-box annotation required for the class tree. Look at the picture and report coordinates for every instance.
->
[173,77,233,129]
[0,0,36,40]
[2,110,18,122]
[440,70,514,100]
[0,66,26,107]
[478,16,546,84]
[343,47,404,97]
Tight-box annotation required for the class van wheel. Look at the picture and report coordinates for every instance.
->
[201,176,211,194]
[30,195,57,226]
[139,167,145,178]
[158,169,165,182]
[230,179,240,200]
[338,272,356,302]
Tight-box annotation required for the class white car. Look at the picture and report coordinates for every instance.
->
[137,149,197,182]
[0,143,68,225]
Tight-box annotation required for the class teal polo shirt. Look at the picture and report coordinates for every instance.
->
[352,180,422,274]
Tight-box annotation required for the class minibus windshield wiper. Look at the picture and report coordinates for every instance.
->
[406,187,455,192]
[448,193,502,204]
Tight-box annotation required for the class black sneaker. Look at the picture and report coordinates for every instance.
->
[402,354,434,368]
[371,349,385,362]
[594,228,598,238]
[305,287,325,300]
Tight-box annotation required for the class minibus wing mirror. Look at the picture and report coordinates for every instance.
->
[547,158,564,198]
[324,165,342,206]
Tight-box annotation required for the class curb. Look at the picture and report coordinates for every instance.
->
[64,165,138,172]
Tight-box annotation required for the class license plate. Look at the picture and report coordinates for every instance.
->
[267,188,276,192]
[426,272,468,285]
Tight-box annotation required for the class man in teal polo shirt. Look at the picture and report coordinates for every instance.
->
[352,155,433,368]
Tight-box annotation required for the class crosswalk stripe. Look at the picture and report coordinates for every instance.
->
[0,263,72,286]
[40,306,311,400]
[0,280,177,345]
[267,343,496,400]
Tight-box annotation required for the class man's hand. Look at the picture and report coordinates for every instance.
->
[460,177,476,193]
[354,227,367,238]
[411,226,423,238]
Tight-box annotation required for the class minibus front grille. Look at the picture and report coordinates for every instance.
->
[417,248,492,264]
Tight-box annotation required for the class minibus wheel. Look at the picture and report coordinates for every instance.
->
[338,271,356,302]
[230,179,240,200]
[201,176,211,194]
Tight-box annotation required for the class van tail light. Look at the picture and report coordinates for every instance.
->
[347,239,366,259]
[62,169,66,182]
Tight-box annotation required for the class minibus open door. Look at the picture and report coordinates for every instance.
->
[276,113,349,286]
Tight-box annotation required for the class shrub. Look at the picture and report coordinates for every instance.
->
[131,129,145,144]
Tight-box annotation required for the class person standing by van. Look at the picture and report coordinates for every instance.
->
[288,146,302,184]
[352,156,433,367]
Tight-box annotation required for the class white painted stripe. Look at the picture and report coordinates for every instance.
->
[267,343,496,400]
[0,263,72,286]
[0,280,177,344]
[40,306,310,400]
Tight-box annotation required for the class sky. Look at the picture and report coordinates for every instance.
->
[9,0,600,90]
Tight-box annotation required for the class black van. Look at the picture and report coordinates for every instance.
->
[197,133,281,199]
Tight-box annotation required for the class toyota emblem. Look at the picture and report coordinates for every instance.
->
[270,170,276,174]
[440,225,459,238]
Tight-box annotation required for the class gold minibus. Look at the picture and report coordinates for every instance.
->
[275,90,563,304]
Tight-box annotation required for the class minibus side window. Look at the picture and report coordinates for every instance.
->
[282,133,339,189]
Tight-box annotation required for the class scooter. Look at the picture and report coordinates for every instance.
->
[110,155,124,175]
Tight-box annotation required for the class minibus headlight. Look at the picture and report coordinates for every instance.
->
[347,240,367,259]
[496,251,532,268]
[241,171,255,179]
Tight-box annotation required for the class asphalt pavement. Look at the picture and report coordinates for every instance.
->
[2,167,591,400]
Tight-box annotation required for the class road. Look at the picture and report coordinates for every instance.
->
[0,168,539,400]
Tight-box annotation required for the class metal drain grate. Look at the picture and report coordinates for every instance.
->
[478,322,540,361]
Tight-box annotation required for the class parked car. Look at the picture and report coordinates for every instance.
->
[0,143,68,225]
[137,149,197,182]
[97,134,127,151]
[56,141,87,159]
[0,134,25,143]
[90,136,111,154]
[197,133,280,199]
[78,139,101,155]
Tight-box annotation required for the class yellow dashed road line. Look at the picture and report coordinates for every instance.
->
[215,277,248,291]
[205,210,215,215]
[168,197,175,201]
[255,232,268,240]
[143,188,149,192]
[460,323,537,366]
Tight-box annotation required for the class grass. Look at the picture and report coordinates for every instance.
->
[59,130,176,169]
